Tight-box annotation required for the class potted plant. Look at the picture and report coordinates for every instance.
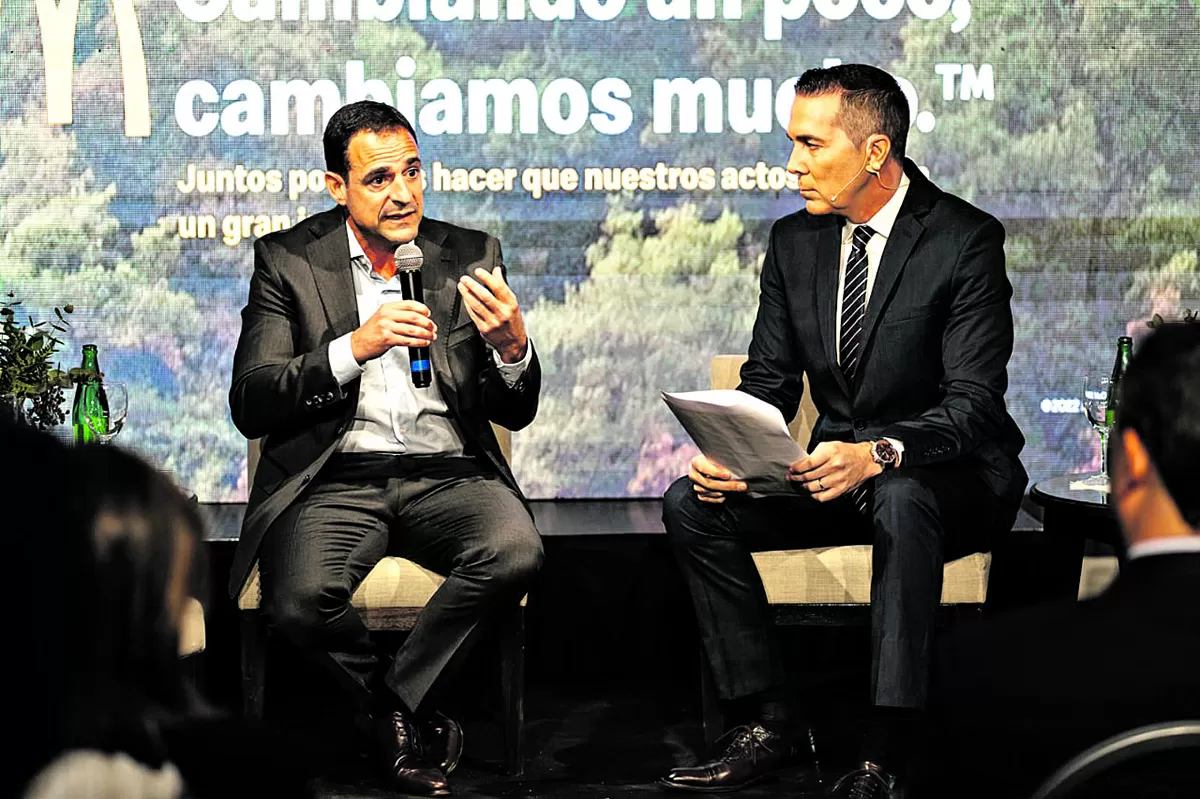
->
[0,291,90,430]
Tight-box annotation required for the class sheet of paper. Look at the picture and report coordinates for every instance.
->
[662,389,807,497]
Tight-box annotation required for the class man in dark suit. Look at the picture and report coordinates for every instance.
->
[930,322,1200,798]
[659,65,1027,798]
[229,101,543,796]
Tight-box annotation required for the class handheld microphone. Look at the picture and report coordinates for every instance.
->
[394,242,431,388]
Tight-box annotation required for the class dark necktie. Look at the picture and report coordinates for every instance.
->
[839,224,875,514]
[839,224,875,382]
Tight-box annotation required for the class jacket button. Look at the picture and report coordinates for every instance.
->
[325,391,334,401]
[853,419,866,432]
[305,398,313,407]
[301,474,312,485]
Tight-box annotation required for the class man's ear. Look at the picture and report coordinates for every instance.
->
[1114,427,1153,493]
[866,134,891,172]
[325,171,348,206]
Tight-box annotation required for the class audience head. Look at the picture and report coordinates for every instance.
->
[6,430,209,793]
[68,444,208,759]
[1111,321,1200,542]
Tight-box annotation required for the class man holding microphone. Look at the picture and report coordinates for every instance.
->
[229,101,542,796]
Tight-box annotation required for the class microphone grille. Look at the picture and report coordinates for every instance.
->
[394,242,424,272]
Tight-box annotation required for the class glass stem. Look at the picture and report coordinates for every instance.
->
[1099,427,1109,480]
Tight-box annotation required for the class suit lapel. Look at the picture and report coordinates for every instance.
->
[857,163,933,379]
[814,219,850,397]
[859,213,922,361]
[306,222,358,339]
[415,225,462,406]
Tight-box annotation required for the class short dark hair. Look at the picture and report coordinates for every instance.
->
[68,444,209,759]
[323,100,418,177]
[794,64,909,160]
[1115,321,1200,526]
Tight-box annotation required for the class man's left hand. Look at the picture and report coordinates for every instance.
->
[788,441,881,502]
[458,267,528,363]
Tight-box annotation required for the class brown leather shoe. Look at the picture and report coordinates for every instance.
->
[376,710,450,796]
[421,709,464,775]
[659,724,797,793]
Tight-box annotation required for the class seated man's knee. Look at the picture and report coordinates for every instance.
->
[874,472,932,507]
[663,475,712,543]
[474,527,543,592]
[265,581,345,644]
[872,471,943,546]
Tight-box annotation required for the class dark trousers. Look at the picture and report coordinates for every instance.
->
[663,464,1014,710]
[259,454,543,713]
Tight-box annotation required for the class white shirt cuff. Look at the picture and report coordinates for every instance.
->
[885,437,905,467]
[328,333,364,387]
[492,339,533,387]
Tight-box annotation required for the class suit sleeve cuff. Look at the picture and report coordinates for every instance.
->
[886,437,905,467]
[329,334,364,387]
[492,339,533,387]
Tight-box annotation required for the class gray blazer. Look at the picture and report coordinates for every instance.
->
[228,208,540,598]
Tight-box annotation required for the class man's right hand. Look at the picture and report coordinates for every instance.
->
[689,454,747,505]
[350,301,437,364]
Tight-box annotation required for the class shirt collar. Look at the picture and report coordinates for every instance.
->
[842,172,911,243]
[1126,535,1200,560]
[345,222,373,274]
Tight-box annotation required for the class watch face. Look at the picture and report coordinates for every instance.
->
[874,440,897,465]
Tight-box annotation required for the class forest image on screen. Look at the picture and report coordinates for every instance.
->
[2,0,1197,500]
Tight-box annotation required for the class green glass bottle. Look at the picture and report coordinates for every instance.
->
[72,344,108,444]
[1104,336,1133,427]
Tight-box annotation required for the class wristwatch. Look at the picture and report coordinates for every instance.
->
[870,439,899,470]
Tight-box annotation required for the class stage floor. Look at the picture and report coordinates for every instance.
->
[308,687,829,798]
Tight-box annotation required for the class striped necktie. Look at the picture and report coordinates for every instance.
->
[839,224,875,514]
[839,224,875,382]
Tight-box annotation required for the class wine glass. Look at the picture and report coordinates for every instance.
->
[86,382,128,445]
[1078,374,1112,489]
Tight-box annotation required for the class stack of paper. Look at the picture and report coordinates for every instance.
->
[662,390,807,497]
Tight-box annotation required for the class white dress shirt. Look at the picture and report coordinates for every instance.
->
[327,223,532,454]
[1126,535,1200,560]
[834,173,911,462]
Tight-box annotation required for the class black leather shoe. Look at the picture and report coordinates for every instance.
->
[659,724,796,793]
[421,709,464,775]
[376,710,450,796]
[829,761,902,799]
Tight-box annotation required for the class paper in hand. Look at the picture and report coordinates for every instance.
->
[662,389,807,497]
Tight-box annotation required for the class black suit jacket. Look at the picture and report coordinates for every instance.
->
[930,552,1200,797]
[227,208,540,598]
[739,159,1027,505]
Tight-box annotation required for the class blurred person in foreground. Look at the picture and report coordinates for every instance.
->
[4,424,87,797]
[11,438,311,798]
[659,64,1027,798]
[930,321,1200,797]
[229,100,542,795]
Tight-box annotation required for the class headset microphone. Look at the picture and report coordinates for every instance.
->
[828,157,869,204]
